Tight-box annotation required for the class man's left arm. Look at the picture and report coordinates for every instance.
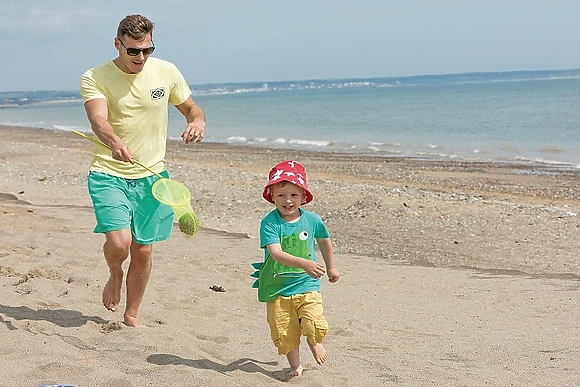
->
[175,97,206,144]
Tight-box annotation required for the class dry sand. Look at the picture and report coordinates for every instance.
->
[1,125,579,386]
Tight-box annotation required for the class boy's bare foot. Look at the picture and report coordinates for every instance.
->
[102,273,122,312]
[287,364,303,378]
[308,341,327,365]
[285,347,302,378]
[123,315,145,328]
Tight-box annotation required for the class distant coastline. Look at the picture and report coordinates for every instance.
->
[2,68,580,107]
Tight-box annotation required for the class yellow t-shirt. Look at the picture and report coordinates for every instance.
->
[80,57,191,178]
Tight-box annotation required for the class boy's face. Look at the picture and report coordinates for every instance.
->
[270,181,306,221]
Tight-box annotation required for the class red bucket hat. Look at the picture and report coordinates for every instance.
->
[263,160,313,204]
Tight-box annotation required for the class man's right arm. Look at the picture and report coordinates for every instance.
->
[83,99,133,162]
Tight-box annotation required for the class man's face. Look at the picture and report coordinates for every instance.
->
[114,35,154,74]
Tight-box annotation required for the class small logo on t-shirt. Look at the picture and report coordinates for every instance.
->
[150,87,166,100]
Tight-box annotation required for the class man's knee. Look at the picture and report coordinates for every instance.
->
[104,230,132,255]
[130,242,152,261]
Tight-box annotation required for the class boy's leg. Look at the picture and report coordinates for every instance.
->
[307,340,327,365]
[285,347,303,378]
[267,297,302,375]
[298,292,329,365]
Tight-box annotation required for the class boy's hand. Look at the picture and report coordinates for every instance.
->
[327,268,340,283]
[303,260,326,279]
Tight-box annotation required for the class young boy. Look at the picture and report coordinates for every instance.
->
[251,160,340,378]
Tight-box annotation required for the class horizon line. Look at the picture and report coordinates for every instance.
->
[2,67,580,94]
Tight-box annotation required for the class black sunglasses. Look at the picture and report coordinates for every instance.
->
[118,39,155,56]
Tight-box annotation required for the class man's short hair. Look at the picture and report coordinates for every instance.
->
[117,14,154,40]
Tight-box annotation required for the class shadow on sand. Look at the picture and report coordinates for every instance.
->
[0,304,108,328]
[147,353,287,381]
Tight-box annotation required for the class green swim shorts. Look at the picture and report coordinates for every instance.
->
[88,170,174,245]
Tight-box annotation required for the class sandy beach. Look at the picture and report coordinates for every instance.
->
[1,124,579,387]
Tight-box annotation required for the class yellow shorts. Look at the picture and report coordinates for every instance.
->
[266,291,329,355]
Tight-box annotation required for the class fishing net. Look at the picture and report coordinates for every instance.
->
[152,178,199,237]
[72,130,199,236]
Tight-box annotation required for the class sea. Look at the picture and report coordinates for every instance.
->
[1,69,580,168]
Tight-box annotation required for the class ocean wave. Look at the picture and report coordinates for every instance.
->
[0,119,88,132]
[530,158,574,166]
[367,147,401,155]
[225,135,336,149]
[369,141,400,147]
[287,138,333,147]
[226,136,247,143]
[53,124,86,131]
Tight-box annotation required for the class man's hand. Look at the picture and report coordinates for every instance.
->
[110,138,133,163]
[181,119,205,144]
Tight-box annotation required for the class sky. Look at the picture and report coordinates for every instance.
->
[2,0,579,91]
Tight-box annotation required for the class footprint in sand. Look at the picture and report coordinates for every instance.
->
[100,321,122,333]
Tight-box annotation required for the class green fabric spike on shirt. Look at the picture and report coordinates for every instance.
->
[251,262,263,288]
[251,261,264,291]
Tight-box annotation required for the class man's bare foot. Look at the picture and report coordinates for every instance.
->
[102,273,122,312]
[123,315,145,328]
[308,341,327,365]
[286,364,303,378]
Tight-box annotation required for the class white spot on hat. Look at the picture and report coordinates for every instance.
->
[272,169,284,181]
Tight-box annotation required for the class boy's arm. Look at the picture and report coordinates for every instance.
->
[266,243,326,279]
[317,238,340,283]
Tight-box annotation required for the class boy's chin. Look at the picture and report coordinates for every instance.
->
[278,208,299,218]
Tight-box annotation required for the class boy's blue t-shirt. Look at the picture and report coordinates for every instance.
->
[257,208,330,302]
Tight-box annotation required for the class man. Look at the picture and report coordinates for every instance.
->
[80,14,206,327]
